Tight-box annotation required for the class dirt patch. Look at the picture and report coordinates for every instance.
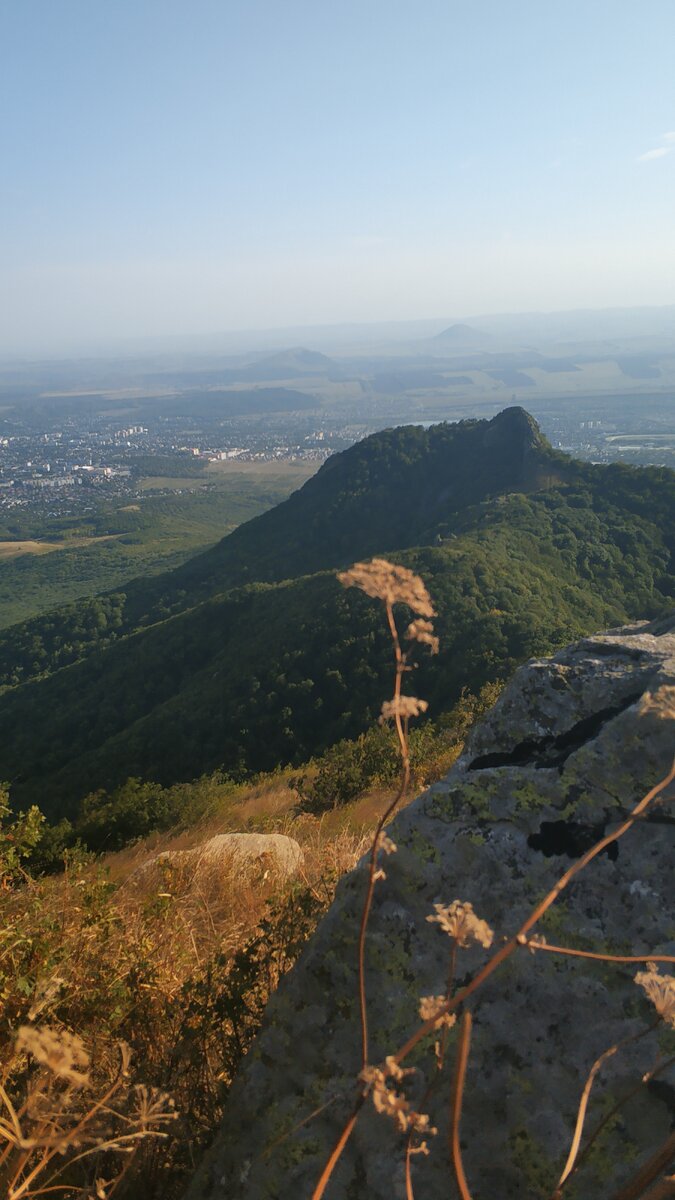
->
[204,460,317,481]
[0,535,121,559]
[0,540,62,559]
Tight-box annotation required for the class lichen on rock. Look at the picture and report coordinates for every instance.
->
[186,615,675,1200]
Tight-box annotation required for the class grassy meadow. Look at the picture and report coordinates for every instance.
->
[0,466,316,629]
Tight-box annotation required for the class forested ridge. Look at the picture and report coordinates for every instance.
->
[1,407,673,819]
[0,407,558,684]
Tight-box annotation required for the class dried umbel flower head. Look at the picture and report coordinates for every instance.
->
[427,900,494,949]
[635,963,675,1028]
[360,1058,437,1138]
[16,1025,91,1087]
[378,833,397,855]
[406,618,440,655]
[639,685,675,722]
[381,696,428,721]
[418,995,457,1029]
[338,558,435,617]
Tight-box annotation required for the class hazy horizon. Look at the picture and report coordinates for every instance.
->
[2,1,674,356]
[3,300,675,364]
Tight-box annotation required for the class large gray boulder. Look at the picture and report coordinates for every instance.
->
[187,616,675,1200]
[194,833,304,879]
[130,833,304,888]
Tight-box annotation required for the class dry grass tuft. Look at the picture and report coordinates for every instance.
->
[0,784,373,1200]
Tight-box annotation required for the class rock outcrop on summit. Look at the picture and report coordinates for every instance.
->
[187,615,675,1200]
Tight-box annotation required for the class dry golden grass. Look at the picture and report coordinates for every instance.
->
[0,536,122,560]
[0,558,516,1199]
[0,788,373,1200]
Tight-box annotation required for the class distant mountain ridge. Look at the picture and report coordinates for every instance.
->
[1,407,673,817]
[431,322,493,349]
[231,346,341,382]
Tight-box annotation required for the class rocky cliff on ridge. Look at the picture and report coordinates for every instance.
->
[186,614,675,1200]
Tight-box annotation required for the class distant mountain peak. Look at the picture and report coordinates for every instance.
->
[256,347,336,369]
[242,346,339,381]
[486,404,545,442]
[433,323,492,347]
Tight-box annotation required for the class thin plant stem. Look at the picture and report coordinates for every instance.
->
[437,940,459,1072]
[449,1012,474,1200]
[609,1131,675,1200]
[0,1085,23,1143]
[263,1092,343,1158]
[524,943,675,967]
[314,592,417,1197]
[10,1189,81,1196]
[358,598,410,1069]
[638,1180,675,1200]
[310,1099,363,1200]
[572,1055,675,1179]
[6,1148,51,1200]
[357,773,409,1069]
[404,936,460,1180]
[404,1142,416,1200]
[552,1021,658,1196]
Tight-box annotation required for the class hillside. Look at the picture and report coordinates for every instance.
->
[0,478,307,629]
[0,407,563,686]
[240,346,340,380]
[0,408,673,821]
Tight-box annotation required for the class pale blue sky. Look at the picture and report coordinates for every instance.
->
[1,0,674,353]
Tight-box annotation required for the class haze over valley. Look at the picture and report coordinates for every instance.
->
[1,5,674,1199]
[0,303,672,629]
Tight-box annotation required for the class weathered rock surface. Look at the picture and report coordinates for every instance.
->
[132,832,304,886]
[187,616,675,1200]
[195,833,304,877]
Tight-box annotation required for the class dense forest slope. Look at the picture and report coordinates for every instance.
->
[0,407,560,686]
[1,408,673,818]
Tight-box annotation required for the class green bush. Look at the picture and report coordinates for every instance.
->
[293,682,504,815]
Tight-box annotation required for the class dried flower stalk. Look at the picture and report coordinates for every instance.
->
[337,559,439,1070]
[311,562,438,1200]
[449,1012,474,1200]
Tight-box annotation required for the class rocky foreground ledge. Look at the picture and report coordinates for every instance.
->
[187,615,675,1200]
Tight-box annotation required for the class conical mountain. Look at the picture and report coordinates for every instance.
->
[432,322,493,349]
[3,407,558,662]
[128,405,558,613]
[241,346,340,380]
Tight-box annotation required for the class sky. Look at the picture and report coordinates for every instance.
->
[1,0,675,355]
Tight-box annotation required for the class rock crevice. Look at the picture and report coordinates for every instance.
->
[468,690,642,772]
